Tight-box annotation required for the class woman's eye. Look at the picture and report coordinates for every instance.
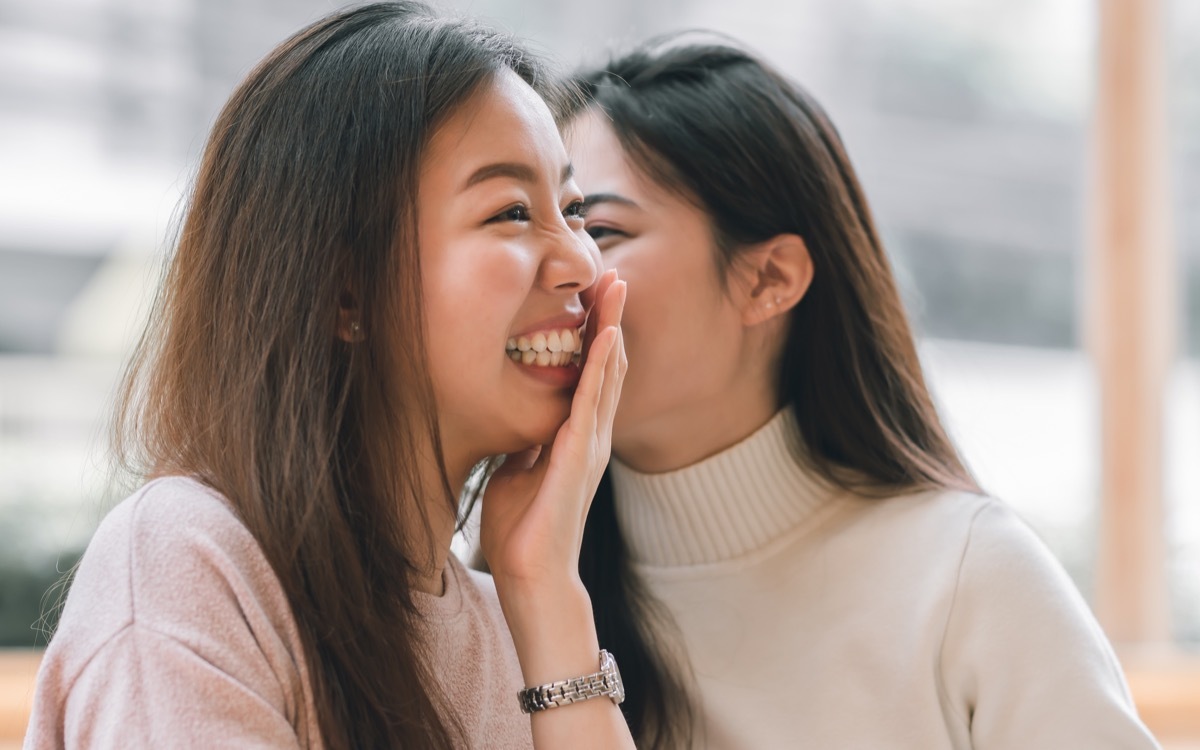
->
[586,225,624,241]
[490,204,530,223]
[562,200,588,221]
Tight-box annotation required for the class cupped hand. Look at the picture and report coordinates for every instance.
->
[479,269,628,593]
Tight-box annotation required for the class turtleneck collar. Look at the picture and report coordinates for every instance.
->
[610,408,838,567]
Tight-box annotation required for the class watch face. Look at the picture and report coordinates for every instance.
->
[603,650,626,705]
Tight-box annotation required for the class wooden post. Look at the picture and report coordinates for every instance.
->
[1088,0,1173,646]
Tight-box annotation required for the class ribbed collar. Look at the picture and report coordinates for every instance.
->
[610,409,836,568]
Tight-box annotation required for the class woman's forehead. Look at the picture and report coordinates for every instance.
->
[422,70,568,186]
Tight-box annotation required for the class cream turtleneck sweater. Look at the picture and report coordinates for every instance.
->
[610,409,1159,749]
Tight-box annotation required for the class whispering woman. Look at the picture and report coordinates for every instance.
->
[567,36,1160,750]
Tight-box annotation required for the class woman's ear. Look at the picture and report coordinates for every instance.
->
[740,233,814,326]
[336,289,365,343]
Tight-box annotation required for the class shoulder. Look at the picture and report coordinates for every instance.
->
[89,476,276,624]
[852,486,994,536]
[938,493,1080,604]
[867,490,1074,604]
[842,487,1100,640]
[46,477,300,693]
[50,476,251,639]
[856,489,1055,565]
[821,488,996,575]
[84,475,255,570]
[931,501,1158,746]
[119,475,254,551]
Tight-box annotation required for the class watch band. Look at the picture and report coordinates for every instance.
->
[517,649,626,714]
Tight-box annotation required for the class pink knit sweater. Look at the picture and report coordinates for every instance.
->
[24,476,532,748]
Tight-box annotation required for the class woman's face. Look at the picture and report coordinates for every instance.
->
[419,71,600,471]
[567,109,754,461]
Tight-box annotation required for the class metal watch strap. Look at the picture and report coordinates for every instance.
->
[517,649,626,714]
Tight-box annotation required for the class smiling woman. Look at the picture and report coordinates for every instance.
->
[21,3,633,749]
[420,84,597,452]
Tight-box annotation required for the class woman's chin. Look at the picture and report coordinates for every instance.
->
[508,403,571,451]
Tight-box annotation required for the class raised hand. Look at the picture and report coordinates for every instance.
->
[479,268,627,591]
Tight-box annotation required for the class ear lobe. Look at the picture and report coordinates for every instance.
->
[741,233,814,327]
[337,290,365,343]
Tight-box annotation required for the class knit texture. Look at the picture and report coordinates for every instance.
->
[24,476,531,749]
[610,409,1160,749]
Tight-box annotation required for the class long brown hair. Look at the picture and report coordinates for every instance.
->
[571,37,980,748]
[112,4,555,747]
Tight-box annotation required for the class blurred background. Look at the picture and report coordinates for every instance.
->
[0,0,1197,745]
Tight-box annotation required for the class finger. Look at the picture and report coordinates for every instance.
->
[576,328,619,526]
[569,326,616,441]
[596,275,625,332]
[577,267,606,314]
[597,281,627,427]
[584,269,617,354]
[583,274,623,371]
[596,327,623,447]
[585,270,616,353]
[616,325,628,401]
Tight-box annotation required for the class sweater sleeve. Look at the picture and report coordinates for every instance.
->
[23,478,319,750]
[939,499,1160,749]
[57,623,302,749]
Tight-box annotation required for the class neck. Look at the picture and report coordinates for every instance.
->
[410,507,456,596]
[614,389,780,474]
[407,448,473,597]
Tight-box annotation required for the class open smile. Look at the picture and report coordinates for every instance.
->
[506,326,583,368]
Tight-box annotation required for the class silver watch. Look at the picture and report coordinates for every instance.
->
[517,649,626,714]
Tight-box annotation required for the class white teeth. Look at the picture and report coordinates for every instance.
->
[506,326,584,367]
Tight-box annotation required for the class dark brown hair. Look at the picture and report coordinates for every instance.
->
[112,3,554,747]
[571,36,980,748]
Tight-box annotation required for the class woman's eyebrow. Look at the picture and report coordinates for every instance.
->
[583,192,639,210]
[464,162,575,190]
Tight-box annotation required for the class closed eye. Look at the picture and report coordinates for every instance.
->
[586,225,625,241]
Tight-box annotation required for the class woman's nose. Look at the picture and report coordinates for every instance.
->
[539,228,600,293]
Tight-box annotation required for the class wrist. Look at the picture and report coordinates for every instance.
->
[493,570,587,610]
[494,577,601,687]
[518,649,625,714]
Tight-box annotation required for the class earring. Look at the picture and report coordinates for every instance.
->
[350,321,361,335]
[774,296,783,306]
